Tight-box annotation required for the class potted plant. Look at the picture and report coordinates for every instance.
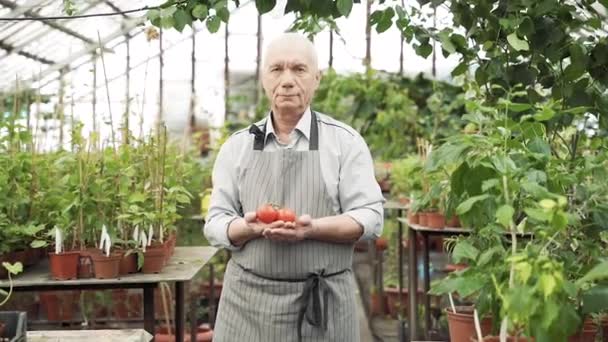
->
[0,262,26,342]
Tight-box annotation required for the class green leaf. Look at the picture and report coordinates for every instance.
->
[216,7,230,23]
[456,194,490,215]
[541,299,560,329]
[515,262,533,283]
[147,9,161,21]
[576,261,608,287]
[416,43,433,58]
[451,61,468,77]
[525,208,552,222]
[438,30,456,54]
[129,193,146,203]
[452,240,479,263]
[522,182,550,198]
[507,33,529,51]
[2,262,23,275]
[206,15,221,33]
[581,285,608,314]
[255,0,276,14]
[565,44,588,81]
[496,204,514,227]
[192,4,208,19]
[539,274,556,298]
[337,0,353,16]
[30,240,47,249]
[160,16,175,29]
[533,105,555,121]
[528,138,551,156]
[551,211,569,231]
[478,246,503,266]
[173,8,192,32]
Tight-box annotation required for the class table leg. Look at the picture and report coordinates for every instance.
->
[190,293,197,342]
[143,285,156,341]
[397,215,405,342]
[408,226,418,341]
[176,282,185,342]
[422,233,431,340]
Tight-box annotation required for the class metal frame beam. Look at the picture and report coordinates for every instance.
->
[0,39,54,64]
[0,0,99,46]
[0,0,106,61]
[31,16,144,85]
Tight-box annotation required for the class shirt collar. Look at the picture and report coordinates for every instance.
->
[264,107,312,142]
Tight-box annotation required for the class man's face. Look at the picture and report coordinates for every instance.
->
[261,42,320,115]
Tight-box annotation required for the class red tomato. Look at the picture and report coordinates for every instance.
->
[256,204,278,223]
[277,208,296,222]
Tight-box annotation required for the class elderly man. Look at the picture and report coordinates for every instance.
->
[204,32,384,342]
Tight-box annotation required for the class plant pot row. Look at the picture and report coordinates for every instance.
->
[408,211,461,229]
[48,234,177,280]
[369,287,442,319]
[446,306,605,342]
[0,247,46,279]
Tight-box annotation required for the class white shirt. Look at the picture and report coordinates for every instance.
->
[204,108,385,250]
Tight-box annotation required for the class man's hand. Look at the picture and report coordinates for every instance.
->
[263,215,315,242]
[243,212,285,235]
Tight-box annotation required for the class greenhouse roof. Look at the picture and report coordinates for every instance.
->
[0,0,154,90]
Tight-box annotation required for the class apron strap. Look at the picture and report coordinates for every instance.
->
[249,111,320,151]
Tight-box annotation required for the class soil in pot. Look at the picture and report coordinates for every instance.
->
[48,251,80,280]
[426,212,446,229]
[446,306,492,342]
[119,251,138,275]
[91,253,121,279]
[142,246,166,274]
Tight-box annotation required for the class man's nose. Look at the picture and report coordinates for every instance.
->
[279,71,295,88]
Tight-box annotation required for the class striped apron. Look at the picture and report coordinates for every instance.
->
[213,111,358,342]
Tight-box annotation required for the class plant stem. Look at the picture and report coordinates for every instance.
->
[0,271,14,306]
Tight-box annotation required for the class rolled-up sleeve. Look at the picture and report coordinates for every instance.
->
[203,138,243,251]
[339,133,385,241]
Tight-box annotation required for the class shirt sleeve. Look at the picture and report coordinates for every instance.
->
[338,133,385,241]
[203,137,244,251]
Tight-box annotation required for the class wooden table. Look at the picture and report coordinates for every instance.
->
[0,247,217,342]
[398,218,533,341]
[27,329,153,342]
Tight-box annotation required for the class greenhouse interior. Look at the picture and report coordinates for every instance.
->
[0,0,607,341]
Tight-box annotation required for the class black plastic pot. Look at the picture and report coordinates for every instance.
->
[0,311,26,342]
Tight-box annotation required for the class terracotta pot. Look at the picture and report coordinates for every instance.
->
[143,246,166,274]
[398,197,410,205]
[24,247,38,267]
[418,212,429,227]
[445,306,492,342]
[375,237,389,252]
[447,215,461,227]
[601,317,608,342]
[48,251,80,280]
[384,287,430,319]
[370,292,385,316]
[445,263,468,272]
[112,289,129,319]
[426,212,445,229]
[40,291,77,322]
[91,253,121,279]
[407,211,419,224]
[199,281,223,299]
[119,252,139,275]
[78,248,100,279]
[568,325,597,342]
[0,321,5,338]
